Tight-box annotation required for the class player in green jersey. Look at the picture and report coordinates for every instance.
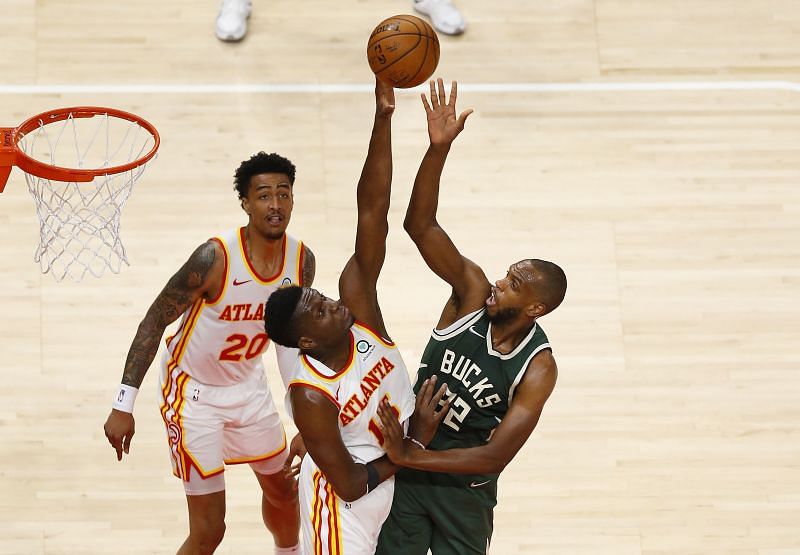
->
[374,78,568,555]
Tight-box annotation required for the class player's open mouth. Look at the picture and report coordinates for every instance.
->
[486,288,497,306]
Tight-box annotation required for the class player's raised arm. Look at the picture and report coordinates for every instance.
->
[339,78,395,334]
[404,79,488,315]
[103,240,222,460]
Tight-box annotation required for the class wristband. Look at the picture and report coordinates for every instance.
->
[404,436,426,450]
[365,462,380,494]
[112,384,139,413]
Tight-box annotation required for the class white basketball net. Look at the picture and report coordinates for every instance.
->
[17,112,157,282]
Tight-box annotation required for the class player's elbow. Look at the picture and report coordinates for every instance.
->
[479,453,510,475]
[328,476,366,502]
[335,482,365,503]
[403,216,430,242]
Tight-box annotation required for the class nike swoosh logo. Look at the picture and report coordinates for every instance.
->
[468,325,483,338]
[233,278,252,286]
[470,479,491,488]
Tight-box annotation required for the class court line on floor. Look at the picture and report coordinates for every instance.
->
[1,81,799,94]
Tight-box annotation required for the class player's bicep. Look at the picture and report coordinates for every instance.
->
[411,224,489,307]
[147,240,221,327]
[300,245,316,287]
[486,353,558,465]
[290,386,364,497]
[338,255,387,336]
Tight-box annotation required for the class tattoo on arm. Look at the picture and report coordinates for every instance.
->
[121,242,217,388]
[302,246,316,287]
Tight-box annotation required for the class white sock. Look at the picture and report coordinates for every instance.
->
[275,545,300,555]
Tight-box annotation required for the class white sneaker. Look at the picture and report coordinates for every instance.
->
[215,0,252,42]
[413,0,466,35]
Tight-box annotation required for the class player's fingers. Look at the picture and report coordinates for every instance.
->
[380,400,401,432]
[449,80,458,105]
[123,431,133,454]
[435,398,452,421]
[421,93,432,113]
[437,78,446,106]
[416,378,433,405]
[429,80,438,107]
[112,439,123,461]
[376,403,393,431]
[430,382,449,407]
[457,109,474,128]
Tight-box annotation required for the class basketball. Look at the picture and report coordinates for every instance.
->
[367,14,440,89]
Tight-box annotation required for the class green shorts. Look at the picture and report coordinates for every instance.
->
[377,469,497,555]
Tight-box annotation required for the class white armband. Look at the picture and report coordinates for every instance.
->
[112,384,139,413]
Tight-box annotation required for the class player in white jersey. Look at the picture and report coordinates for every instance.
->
[103,151,315,554]
[264,79,448,555]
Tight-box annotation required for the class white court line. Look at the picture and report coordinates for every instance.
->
[1,81,800,94]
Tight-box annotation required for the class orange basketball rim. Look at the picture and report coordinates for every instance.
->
[0,106,160,192]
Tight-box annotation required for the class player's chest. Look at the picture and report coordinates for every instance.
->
[429,342,512,411]
[335,352,406,427]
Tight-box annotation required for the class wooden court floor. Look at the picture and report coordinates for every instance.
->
[1,1,799,554]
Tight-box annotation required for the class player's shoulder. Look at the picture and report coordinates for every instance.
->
[300,244,316,286]
[522,348,557,388]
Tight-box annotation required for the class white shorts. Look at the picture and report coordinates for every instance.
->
[298,455,394,555]
[159,356,288,495]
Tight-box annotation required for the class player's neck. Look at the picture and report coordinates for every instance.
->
[311,336,353,373]
[488,319,535,354]
[243,224,285,272]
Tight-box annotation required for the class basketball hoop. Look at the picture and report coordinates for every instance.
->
[1,107,160,281]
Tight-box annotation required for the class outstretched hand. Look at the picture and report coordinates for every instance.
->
[375,77,396,118]
[376,376,450,465]
[408,375,451,445]
[283,432,307,486]
[422,78,473,146]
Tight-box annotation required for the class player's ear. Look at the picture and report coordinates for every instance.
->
[526,302,547,319]
[298,335,315,351]
[241,197,251,215]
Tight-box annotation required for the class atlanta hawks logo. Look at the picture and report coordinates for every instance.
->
[167,423,182,445]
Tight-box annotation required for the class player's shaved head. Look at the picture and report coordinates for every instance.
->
[523,258,567,315]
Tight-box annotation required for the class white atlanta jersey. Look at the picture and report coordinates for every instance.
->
[287,322,415,555]
[165,227,306,386]
[287,322,415,465]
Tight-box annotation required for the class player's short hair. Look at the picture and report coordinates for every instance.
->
[264,285,304,347]
[527,258,567,314]
[234,152,296,200]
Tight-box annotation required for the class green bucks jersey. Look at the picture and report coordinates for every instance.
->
[415,308,551,453]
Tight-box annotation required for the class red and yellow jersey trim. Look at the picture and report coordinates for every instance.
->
[238,227,287,284]
[204,236,229,306]
[353,320,395,348]
[288,381,341,409]
[160,363,226,480]
[224,432,287,465]
[300,333,355,382]
[311,471,325,555]
[325,479,342,554]
[297,242,306,286]
[166,299,205,366]
[311,470,342,555]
